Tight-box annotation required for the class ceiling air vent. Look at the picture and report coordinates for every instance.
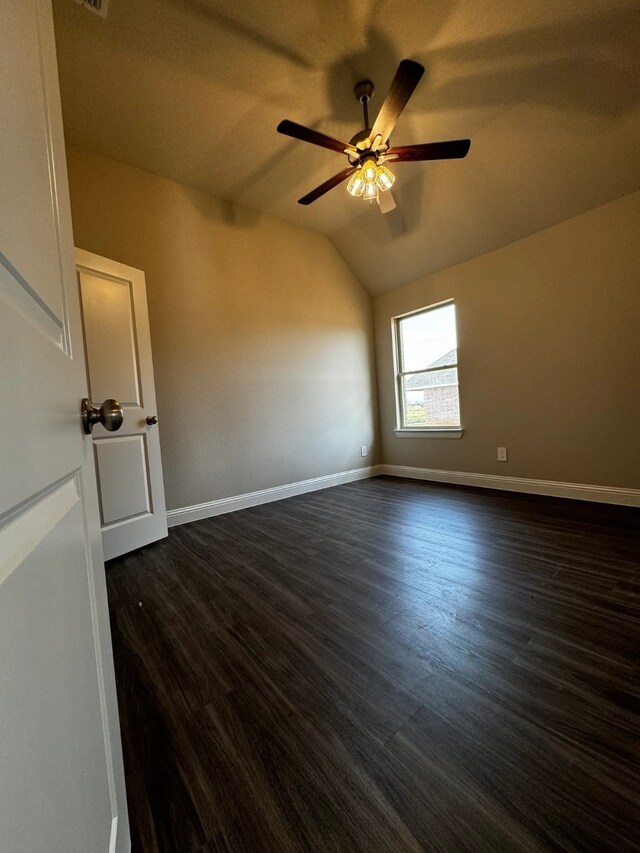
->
[71,0,109,18]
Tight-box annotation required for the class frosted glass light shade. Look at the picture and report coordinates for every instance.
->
[361,157,378,184]
[347,170,365,196]
[363,181,378,200]
[376,164,395,191]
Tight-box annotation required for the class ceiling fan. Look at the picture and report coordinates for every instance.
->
[277,59,470,213]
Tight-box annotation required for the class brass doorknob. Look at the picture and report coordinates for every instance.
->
[146,415,158,425]
[81,398,124,434]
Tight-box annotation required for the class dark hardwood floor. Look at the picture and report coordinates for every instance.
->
[106,476,640,852]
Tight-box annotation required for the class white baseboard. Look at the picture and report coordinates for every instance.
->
[167,463,640,527]
[379,464,640,507]
[167,465,383,527]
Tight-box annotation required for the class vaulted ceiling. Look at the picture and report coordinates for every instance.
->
[53,0,640,295]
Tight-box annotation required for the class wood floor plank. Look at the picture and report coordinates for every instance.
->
[106,476,640,852]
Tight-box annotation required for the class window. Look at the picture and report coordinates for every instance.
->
[393,301,462,434]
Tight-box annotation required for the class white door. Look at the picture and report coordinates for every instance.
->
[0,3,129,852]
[76,250,168,561]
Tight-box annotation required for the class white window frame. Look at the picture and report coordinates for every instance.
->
[392,299,464,439]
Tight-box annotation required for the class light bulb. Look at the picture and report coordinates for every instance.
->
[361,157,378,184]
[347,170,365,197]
[375,164,395,192]
[363,181,378,201]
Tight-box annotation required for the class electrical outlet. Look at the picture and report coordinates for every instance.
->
[361,445,367,457]
[497,447,508,462]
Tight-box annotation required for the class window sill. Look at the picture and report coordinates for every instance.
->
[394,428,464,439]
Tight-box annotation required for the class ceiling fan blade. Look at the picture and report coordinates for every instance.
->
[387,139,471,162]
[277,120,356,155]
[298,166,357,205]
[378,189,396,214]
[368,59,425,147]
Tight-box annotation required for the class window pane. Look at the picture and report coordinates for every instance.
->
[399,303,457,372]
[402,368,460,427]
[404,367,458,389]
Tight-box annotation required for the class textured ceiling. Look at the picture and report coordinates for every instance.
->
[53,0,640,295]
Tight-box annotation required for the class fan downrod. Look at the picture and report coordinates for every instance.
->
[353,80,374,130]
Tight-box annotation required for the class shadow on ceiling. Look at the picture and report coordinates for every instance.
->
[153,1,640,228]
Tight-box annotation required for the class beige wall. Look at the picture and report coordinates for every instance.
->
[374,190,640,489]
[66,146,378,511]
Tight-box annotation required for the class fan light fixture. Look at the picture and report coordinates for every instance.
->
[277,59,471,213]
[347,156,395,200]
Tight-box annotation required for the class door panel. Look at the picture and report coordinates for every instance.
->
[0,478,113,853]
[77,250,168,560]
[0,0,77,517]
[0,2,129,851]
[94,434,153,525]
[80,272,142,406]
[0,1,66,319]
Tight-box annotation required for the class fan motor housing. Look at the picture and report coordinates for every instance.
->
[348,128,371,148]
